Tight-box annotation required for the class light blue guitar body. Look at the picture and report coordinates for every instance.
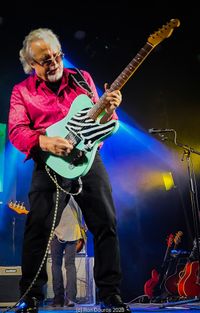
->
[43,94,119,179]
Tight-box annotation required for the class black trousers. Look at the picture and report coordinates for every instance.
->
[20,152,122,301]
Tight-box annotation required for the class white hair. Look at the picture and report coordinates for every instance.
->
[19,28,61,74]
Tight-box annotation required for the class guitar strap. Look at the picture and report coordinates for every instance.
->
[69,67,94,99]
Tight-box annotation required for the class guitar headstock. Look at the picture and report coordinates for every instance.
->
[148,19,180,47]
[8,200,29,215]
[166,233,174,248]
[174,230,183,246]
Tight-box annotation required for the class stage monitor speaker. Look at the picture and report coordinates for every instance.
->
[0,266,21,307]
[46,255,96,304]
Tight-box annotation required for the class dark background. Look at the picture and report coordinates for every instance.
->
[0,3,199,302]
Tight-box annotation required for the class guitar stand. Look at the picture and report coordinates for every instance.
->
[155,130,200,309]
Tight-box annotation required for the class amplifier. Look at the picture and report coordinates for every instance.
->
[46,256,96,304]
[0,266,21,307]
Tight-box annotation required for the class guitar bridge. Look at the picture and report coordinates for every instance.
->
[65,128,81,146]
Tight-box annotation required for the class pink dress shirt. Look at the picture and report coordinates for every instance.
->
[8,68,118,161]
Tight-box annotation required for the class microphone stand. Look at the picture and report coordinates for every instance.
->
[152,130,200,308]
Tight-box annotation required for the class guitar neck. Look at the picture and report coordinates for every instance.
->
[88,18,180,121]
[88,42,154,120]
[161,246,171,268]
[110,42,154,91]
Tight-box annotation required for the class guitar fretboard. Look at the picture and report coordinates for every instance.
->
[88,42,154,120]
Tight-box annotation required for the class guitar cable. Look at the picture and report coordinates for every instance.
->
[1,166,82,313]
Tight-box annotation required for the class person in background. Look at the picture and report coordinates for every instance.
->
[50,195,85,308]
[8,27,131,313]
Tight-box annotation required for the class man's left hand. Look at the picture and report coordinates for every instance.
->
[104,83,122,114]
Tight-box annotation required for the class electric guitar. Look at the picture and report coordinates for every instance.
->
[144,233,174,298]
[42,19,180,179]
[8,200,29,215]
[164,231,184,295]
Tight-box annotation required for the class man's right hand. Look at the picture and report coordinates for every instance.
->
[39,135,74,156]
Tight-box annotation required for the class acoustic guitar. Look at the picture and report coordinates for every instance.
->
[178,261,200,297]
[42,19,180,179]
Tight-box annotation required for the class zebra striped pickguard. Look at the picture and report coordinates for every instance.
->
[43,94,119,179]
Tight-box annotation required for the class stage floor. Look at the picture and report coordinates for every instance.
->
[2,300,200,313]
